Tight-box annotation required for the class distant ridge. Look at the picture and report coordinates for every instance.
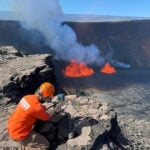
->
[0,11,149,22]
[61,14,149,22]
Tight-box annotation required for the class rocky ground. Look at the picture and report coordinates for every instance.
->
[54,59,150,149]
[0,46,150,150]
[53,61,150,150]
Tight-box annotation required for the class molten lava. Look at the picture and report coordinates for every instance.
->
[100,63,116,74]
[63,60,94,77]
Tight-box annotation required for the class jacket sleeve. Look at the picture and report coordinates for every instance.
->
[32,105,51,121]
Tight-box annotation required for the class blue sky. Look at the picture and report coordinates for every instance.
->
[0,0,150,17]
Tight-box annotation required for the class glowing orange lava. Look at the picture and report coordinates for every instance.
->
[100,63,116,74]
[63,60,94,77]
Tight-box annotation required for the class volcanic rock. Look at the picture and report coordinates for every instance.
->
[0,46,56,104]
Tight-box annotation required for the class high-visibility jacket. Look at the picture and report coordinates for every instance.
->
[7,95,50,140]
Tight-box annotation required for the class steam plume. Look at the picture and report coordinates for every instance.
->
[11,0,130,68]
[11,0,105,65]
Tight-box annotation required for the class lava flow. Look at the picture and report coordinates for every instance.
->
[63,60,94,77]
[100,63,116,74]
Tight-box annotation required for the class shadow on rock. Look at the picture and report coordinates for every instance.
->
[91,113,131,150]
[33,112,99,150]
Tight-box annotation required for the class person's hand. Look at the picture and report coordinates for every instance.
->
[57,94,65,101]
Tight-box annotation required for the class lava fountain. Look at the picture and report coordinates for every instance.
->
[100,63,116,74]
[63,60,94,77]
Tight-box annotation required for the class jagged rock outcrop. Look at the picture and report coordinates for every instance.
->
[0,46,56,104]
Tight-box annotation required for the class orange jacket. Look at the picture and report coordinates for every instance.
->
[7,95,50,140]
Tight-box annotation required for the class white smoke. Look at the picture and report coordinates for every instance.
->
[11,0,105,65]
[11,0,130,68]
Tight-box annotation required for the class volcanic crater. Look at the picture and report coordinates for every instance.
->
[0,20,150,149]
